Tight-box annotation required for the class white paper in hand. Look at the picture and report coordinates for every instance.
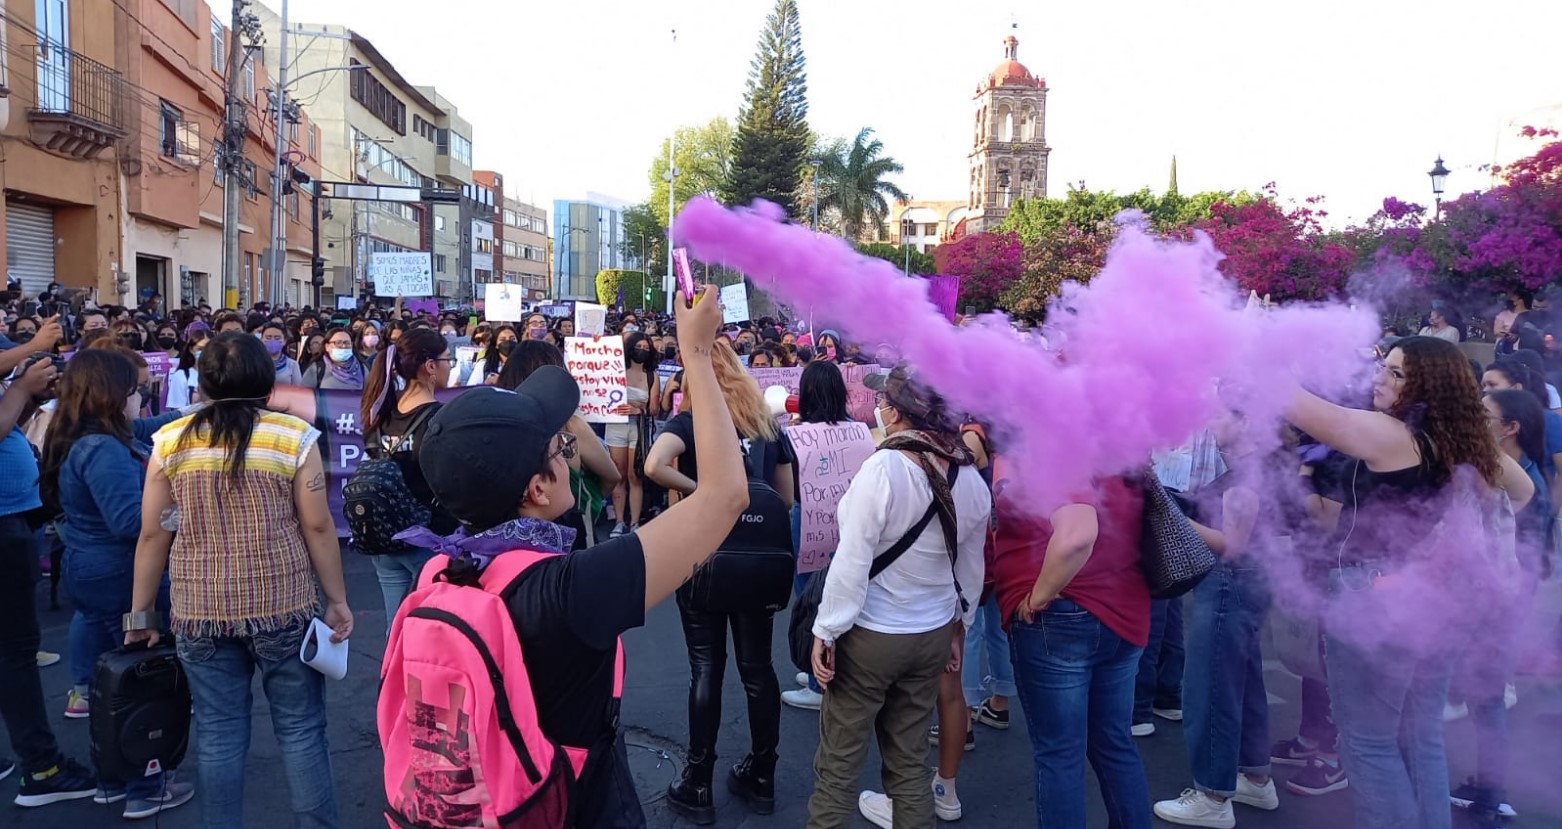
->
[299,617,349,680]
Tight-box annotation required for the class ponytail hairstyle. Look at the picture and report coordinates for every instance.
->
[362,327,448,434]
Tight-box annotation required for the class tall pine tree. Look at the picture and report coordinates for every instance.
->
[721,0,810,217]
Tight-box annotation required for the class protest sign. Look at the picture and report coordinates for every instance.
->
[451,345,480,388]
[788,421,876,571]
[143,352,172,413]
[924,275,960,324]
[720,282,750,323]
[565,336,629,423]
[539,302,573,319]
[840,364,885,424]
[483,283,526,322]
[371,252,434,297]
[747,366,802,395]
[405,298,439,317]
[335,295,358,311]
[575,302,607,336]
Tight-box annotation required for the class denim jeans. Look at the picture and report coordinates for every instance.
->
[0,513,66,775]
[962,597,1017,707]
[371,548,436,630]
[177,623,339,829]
[1326,571,1459,829]
[1010,598,1151,829]
[1183,565,1272,797]
[1450,583,1536,798]
[1133,597,1184,723]
[64,555,170,691]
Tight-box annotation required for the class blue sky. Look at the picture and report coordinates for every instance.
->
[283,0,1561,227]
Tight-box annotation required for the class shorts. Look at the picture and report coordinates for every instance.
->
[604,418,640,449]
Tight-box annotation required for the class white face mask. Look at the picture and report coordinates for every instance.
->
[328,347,353,363]
[874,405,892,432]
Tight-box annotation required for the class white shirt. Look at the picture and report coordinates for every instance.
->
[813,450,991,644]
[165,367,198,409]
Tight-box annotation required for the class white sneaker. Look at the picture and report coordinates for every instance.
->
[609,522,627,539]
[1132,722,1156,737]
[1154,789,1235,828]
[782,687,823,711]
[1233,776,1279,810]
[795,671,811,688]
[857,786,962,828]
[1443,701,1469,722]
[932,778,963,820]
[1153,706,1184,721]
[858,791,894,829]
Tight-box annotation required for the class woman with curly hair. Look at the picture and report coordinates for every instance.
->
[1283,336,1532,829]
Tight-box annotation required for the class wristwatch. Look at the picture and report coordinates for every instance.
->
[122,611,160,632]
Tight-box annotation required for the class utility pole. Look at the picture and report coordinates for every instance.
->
[220,0,249,310]
[266,0,290,307]
[663,28,676,315]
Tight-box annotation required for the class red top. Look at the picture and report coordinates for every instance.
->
[987,468,1151,647]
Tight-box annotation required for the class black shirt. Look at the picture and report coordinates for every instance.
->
[658,411,796,484]
[504,534,647,828]
[373,402,459,534]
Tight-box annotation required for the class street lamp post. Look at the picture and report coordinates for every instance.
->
[901,208,915,277]
[1428,156,1450,218]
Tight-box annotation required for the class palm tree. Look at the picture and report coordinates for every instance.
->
[816,127,908,241]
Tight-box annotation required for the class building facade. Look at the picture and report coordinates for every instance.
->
[474,170,549,301]
[552,194,627,301]
[967,35,1050,233]
[121,0,319,309]
[258,12,474,304]
[865,198,972,254]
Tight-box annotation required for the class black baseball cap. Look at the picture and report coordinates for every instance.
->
[864,363,950,429]
[419,365,579,530]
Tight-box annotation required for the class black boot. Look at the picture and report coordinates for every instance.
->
[727,752,777,815]
[666,752,715,825]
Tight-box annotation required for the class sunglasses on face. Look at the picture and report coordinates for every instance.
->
[549,432,578,463]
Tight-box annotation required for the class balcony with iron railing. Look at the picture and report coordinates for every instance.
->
[26,41,129,159]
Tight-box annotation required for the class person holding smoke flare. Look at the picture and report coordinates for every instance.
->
[1283,335,1533,829]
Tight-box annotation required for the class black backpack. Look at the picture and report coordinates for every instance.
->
[345,407,436,555]
[680,479,795,614]
[788,463,960,673]
[90,642,191,783]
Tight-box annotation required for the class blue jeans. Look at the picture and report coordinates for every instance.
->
[372,548,436,630]
[1183,566,1271,797]
[177,623,339,829]
[64,554,170,691]
[1010,598,1152,829]
[1133,597,1183,723]
[1326,570,1458,829]
[962,597,1016,707]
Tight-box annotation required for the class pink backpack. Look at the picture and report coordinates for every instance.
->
[379,550,624,828]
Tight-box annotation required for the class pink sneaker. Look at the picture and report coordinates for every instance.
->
[63,689,89,719]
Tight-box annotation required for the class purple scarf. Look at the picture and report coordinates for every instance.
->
[328,354,364,387]
[395,518,577,570]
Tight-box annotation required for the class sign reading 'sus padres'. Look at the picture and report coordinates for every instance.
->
[370,252,434,297]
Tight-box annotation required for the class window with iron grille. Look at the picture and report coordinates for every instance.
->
[210,17,224,72]
[159,101,181,158]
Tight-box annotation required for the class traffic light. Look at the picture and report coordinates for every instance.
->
[311,256,326,286]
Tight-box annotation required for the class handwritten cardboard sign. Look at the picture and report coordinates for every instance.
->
[575,302,607,337]
[539,302,573,319]
[788,421,876,571]
[371,252,434,297]
[565,336,629,423]
[720,282,750,324]
[840,364,885,424]
[748,366,803,395]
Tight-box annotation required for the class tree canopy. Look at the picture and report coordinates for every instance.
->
[816,127,908,241]
[720,0,811,217]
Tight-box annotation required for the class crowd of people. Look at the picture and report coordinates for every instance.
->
[0,277,1557,829]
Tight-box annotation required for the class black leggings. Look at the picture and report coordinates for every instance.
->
[676,595,781,761]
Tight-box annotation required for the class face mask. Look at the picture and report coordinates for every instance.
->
[633,349,650,364]
[328,347,353,363]
[528,328,549,340]
[361,334,379,349]
[157,335,177,348]
[825,346,838,360]
[13,331,34,344]
[623,324,640,334]
[662,347,677,360]
[264,339,285,356]
[874,405,893,432]
[442,330,457,341]
[497,340,515,357]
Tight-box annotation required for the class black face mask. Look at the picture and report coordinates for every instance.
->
[633,349,651,364]
[496,340,515,358]
[12,330,34,344]
[156,335,177,349]
[661,346,677,360]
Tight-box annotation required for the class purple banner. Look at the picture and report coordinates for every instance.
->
[405,299,439,317]
[924,275,961,324]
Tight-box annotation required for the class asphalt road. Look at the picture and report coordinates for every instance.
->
[7,551,1562,828]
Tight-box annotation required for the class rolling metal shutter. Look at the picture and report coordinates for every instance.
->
[5,202,57,300]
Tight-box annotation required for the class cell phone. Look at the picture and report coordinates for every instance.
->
[21,300,37,318]
[672,248,696,302]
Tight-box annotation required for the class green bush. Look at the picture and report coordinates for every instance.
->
[594,269,666,311]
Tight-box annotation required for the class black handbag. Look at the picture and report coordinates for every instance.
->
[681,480,797,614]
[1138,473,1216,599]
[787,464,960,674]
